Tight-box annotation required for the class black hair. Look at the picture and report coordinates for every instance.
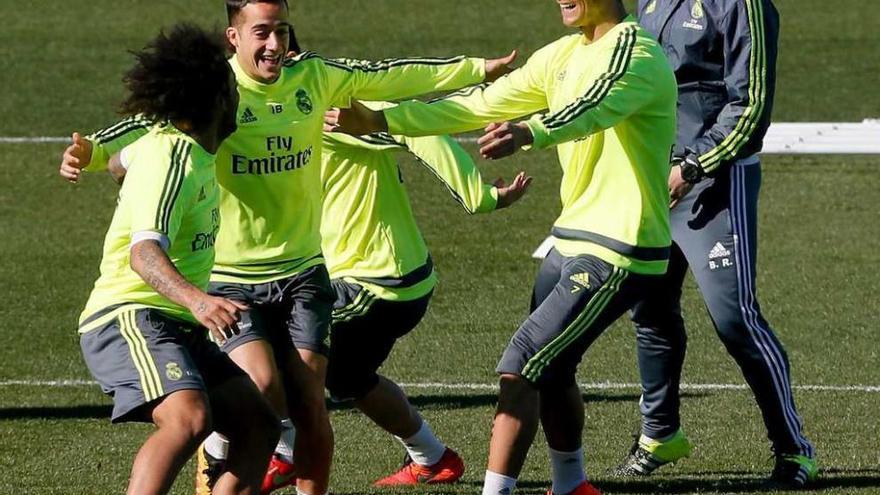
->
[120,23,233,132]
[226,0,289,26]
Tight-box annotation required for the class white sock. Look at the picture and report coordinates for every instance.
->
[482,470,517,495]
[397,420,446,466]
[204,432,229,460]
[295,490,327,495]
[549,447,586,495]
[275,418,296,463]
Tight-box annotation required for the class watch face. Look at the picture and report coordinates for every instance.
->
[682,162,701,182]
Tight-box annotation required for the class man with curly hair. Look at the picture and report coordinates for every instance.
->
[73,24,280,495]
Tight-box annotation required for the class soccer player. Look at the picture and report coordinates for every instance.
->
[331,1,678,493]
[59,1,515,493]
[321,100,531,486]
[74,24,280,495]
[611,0,817,488]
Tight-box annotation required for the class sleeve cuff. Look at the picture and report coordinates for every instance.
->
[471,57,487,82]
[384,107,404,135]
[83,138,108,172]
[131,231,170,252]
[478,184,499,213]
[525,116,551,150]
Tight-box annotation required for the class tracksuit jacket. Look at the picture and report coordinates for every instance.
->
[637,0,780,174]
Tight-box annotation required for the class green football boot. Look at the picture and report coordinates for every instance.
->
[609,429,693,477]
[764,454,818,489]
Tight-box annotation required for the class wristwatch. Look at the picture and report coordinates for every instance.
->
[679,153,705,184]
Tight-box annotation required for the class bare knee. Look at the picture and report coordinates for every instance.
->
[154,392,213,444]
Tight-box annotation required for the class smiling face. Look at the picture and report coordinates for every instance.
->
[226,1,291,83]
[557,0,589,27]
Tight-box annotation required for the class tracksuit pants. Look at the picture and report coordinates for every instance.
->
[632,158,814,457]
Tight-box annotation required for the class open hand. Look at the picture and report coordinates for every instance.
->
[59,132,93,183]
[485,50,518,82]
[477,121,534,160]
[494,171,533,209]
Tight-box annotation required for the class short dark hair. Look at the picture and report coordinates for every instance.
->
[226,0,289,26]
[120,23,233,132]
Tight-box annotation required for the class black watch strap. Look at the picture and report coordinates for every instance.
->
[680,154,704,184]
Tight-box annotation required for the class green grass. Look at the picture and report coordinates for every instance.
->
[1,1,879,494]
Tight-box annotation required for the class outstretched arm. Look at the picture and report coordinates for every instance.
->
[399,131,531,213]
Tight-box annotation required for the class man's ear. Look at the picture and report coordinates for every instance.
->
[226,26,239,49]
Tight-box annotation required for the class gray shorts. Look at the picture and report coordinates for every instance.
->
[208,264,334,357]
[326,280,432,401]
[497,249,657,388]
[79,307,245,423]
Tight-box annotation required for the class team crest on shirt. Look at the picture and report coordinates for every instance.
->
[165,362,183,381]
[691,0,705,20]
[296,89,313,114]
[683,0,705,30]
[644,0,657,14]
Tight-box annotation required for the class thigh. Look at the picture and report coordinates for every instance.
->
[282,265,335,355]
[498,255,644,387]
[674,164,761,329]
[208,281,274,354]
[530,248,566,312]
[630,243,689,329]
[80,308,212,423]
[329,282,431,379]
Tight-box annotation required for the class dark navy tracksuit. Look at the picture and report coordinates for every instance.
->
[633,0,814,457]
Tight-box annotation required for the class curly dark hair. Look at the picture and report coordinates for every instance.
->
[226,0,289,26]
[120,23,233,132]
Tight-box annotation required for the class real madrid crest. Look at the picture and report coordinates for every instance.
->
[691,0,704,20]
[296,89,313,115]
[166,362,183,381]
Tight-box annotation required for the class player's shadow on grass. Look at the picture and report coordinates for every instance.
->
[466,468,880,494]
[0,404,112,420]
[330,392,708,412]
[590,467,880,494]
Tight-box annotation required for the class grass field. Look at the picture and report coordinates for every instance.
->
[1,1,878,494]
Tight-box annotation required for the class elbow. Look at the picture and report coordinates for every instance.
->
[129,243,145,275]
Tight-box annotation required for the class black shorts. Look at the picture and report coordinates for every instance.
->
[208,265,335,357]
[325,279,432,401]
[496,249,657,388]
[79,307,245,423]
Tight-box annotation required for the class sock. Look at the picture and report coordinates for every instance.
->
[204,432,229,460]
[275,418,296,463]
[482,470,517,495]
[397,420,446,466]
[549,447,586,495]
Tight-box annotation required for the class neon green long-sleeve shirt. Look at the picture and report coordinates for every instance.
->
[85,52,486,283]
[384,18,677,274]
[321,102,497,301]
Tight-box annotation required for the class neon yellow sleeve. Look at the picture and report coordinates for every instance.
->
[319,54,486,107]
[84,115,152,172]
[383,47,553,137]
[526,28,661,150]
[125,138,195,244]
[398,133,497,214]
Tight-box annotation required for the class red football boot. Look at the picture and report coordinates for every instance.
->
[260,454,296,494]
[373,448,465,486]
